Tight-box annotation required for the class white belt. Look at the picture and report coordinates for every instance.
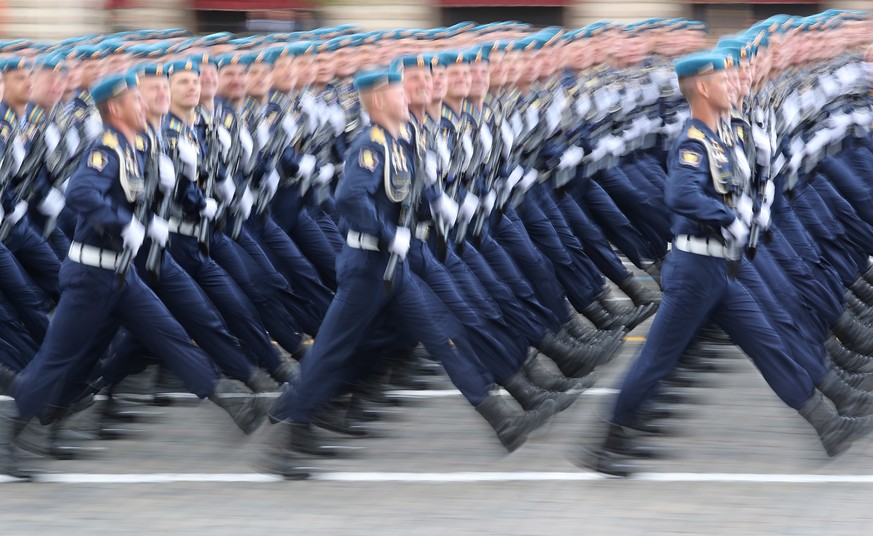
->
[68,242,122,270]
[672,235,727,258]
[168,217,200,237]
[414,222,430,241]
[346,231,379,252]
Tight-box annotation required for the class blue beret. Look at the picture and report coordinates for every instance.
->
[167,59,200,76]
[91,73,139,105]
[0,39,31,53]
[188,53,218,68]
[247,50,275,66]
[0,57,32,72]
[100,40,127,55]
[467,46,490,63]
[390,54,431,72]
[133,63,168,78]
[674,51,728,79]
[353,69,401,91]
[216,53,248,69]
[34,54,68,73]
[287,42,318,57]
[71,45,106,61]
[421,53,447,69]
[201,32,234,46]
[439,50,468,66]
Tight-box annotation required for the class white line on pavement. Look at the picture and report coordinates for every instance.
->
[6,471,873,485]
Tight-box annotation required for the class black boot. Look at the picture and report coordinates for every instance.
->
[537,331,622,378]
[247,369,281,393]
[575,424,639,477]
[209,379,268,435]
[818,369,873,417]
[863,266,873,286]
[0,400,30,478]
[595,287,637,316]
[581,300,657,332]
[832,311,873,355]
[562,314,615,343]
[475,394,557,453]
[522,352,593,392]
[286,421,344,457]
[845,293,873,325]
[501,371,580,412]
[644,260,663,286]
[826,338,873,373]
[839,369,873,393]
[254,422,312,480]
[618,276,662,307]
[0,364,15,396]
[313,398,371,438]
[798,392,873,457]
[849,278,873,305]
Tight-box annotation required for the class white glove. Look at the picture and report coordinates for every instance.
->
[147,216,169,247]
[281,114,298,142]
[11,137,25,174]
[329,106,346,136]
[263,169,280,199]
[500,121,515,158]
[177,138,198,181]
[424,151,438,186]
[559,146,585,170]
[200,198,217,220]
[84,115,102,141]
[219,177,236,202]
[8,201,27,225]
[64,128,80,156]
[505,165,524,190]
[478,127,493,156]
[158,153,176,195]
[435,137,450,169]
[315,163,335,187]
[389,227,411,260]
[239,127,254,168]
[481,190,497,216]
[0,204,4,224]
[430,192,459,226]
[239,187,254,220]
[37,188,65,218]
[461,133,474,169]
[752,126,770,166]
[458,193,479,224]
[121,216,145,255]
[255,122,270,150]
[732,146,751,184]
[44,124,61,154]
[756,204,772,231]
[217,126,232,159]
[297,154,317,181]
[299,92,317,119]
[721,218,749,248]
[524,104,539,132]
[736,194,754,227]
[518,169,539,193]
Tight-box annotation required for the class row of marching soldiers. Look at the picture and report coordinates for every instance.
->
[0,8,862,479]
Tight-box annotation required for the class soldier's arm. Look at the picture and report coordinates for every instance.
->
[664,139,736,228]
[66,147,132,233]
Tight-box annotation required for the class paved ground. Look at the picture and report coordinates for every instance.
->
[4,290,873,534]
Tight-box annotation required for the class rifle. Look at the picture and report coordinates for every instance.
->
[43,119,91,239]
[116,153,158,283]
[470,106,504,244]
[0,120,22,201]
[251,96,298,218]
[434,115,467,261]
[145,132,175,282]
[383,124,425,291]
[198,110,222,256]
[453,115,492,250]
[0,121,49,242]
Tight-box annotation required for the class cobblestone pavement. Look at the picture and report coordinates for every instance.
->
[4,297,873,535]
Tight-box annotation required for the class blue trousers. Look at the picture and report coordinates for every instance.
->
[611,250,815,427]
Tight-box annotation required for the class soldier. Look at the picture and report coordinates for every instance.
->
[578,51,873,477]
[0,74,266,479]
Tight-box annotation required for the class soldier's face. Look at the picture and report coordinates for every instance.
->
[3,69,31,105]
[218,65,247,100]
[31,69,65,108]
[272,57,294,92]
[246,63,272,99]
[296,57,315,86]
[469,63,489,99]
[199,64,219,100]
[169,72,201,110]
[106,55,131,76]
[383,82,408,123]
[445,64,470,99]
[488,55,507,87]
[80,60,104,86]
[115,88,146,131]
[430,67,447,102]
[66,63,82,93]
[314,55,334,84]
[705,72,731,113]
[402,67,431,108]
[140,76,170,117]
